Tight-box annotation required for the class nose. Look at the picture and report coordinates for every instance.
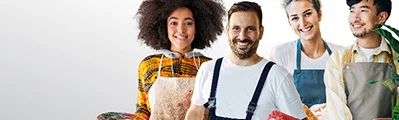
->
[349,11,361,23]
[238,30,248,40]
[178,24,185,33]
[299,17,306,28]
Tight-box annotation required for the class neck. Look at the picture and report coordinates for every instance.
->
[170,47,192,55]
[357,33,381,49]
[300,37,326,59]
[229,53,263,66]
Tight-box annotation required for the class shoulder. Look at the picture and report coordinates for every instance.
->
[269,62,291,79]
[140,54,162,64]
[138,54,163,70]
[271,40,297,54]
[261,59,291,80]
[328,44,354,65]
[197,55,212,62]
[262,60,294,90]
[326,42,345,51]
[198,57,220,70]
[270,41,297,63]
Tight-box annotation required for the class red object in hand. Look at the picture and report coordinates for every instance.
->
[267,110,300,120]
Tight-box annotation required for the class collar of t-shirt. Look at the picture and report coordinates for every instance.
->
[358,46,379,62]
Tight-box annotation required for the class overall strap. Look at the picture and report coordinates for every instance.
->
[203,57,223,119]
[245,62,275,120]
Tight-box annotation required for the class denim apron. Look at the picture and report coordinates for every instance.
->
[293,40,331,107]
[342,47,395,120]
[203,58,275,120]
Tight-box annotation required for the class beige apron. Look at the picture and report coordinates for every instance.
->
[148,55,199,120]
[343,49,395,120]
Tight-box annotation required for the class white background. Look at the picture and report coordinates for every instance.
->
[0,0,398,119]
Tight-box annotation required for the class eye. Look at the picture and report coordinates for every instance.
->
[349,9,354,13]
[291,17,298,21]
[232,26,239,31]
[170,22,177,26]
[360,9,367,12]
[186,22,193,26]
[248,27,256,31]
[304,12,312,17]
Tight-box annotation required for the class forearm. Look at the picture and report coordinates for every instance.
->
[185,104,205,120]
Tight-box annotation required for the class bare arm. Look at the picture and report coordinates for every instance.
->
[185,104,205,120]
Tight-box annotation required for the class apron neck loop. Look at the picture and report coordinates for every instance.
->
[171,57,174,77]
[158,55,175,77]
[158,55,164,76]
[192,52,200,70]
[296,39,332,70]
[324,40,332,55]
[296,39,302,71]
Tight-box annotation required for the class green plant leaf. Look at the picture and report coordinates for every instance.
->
[380,79,396,93]
[393,105,399,119]
[368,80,378,85]
[395,56,399,61]
[371,79,396,93]
[393,71,399,81]
[381,23,399,37]
[372,28,399,53]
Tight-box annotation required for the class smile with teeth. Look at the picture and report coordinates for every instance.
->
[300,26,313,32]
[238,42,249,46]
[237,42,250,49]
[352,24,364,28]
[174,35,188,40]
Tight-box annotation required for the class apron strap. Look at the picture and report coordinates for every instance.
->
[296,39,301,71]
[296,39,332,70]
[245,62,275,120]
[203,57,223,118]
[157,55,164,76]
[324,41,332,55]
[157,54,176,77]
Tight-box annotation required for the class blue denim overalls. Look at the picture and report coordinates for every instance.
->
[293,40,331,107]
[203,58,275,120]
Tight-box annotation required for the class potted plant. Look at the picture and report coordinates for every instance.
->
[368,23,399,120]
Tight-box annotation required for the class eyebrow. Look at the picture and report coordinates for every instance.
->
[350,5,371,10]
[231,25,257,29]
[360,5,371,9]
[289,13,298,17]
[302,9,312,14]
[289,8,312,18]
[168,17,194,21]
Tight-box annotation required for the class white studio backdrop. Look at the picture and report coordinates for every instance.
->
[0,0,398,119]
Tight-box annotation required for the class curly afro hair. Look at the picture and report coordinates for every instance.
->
[136,0,226,50]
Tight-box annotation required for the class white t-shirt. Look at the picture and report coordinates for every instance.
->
[191,56,307,119]
[270,40,345,75]
[359,46,379,62]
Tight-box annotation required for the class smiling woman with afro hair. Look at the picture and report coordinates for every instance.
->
[97,0,225,120]
[138,0,225,50]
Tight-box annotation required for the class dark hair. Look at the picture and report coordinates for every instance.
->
[136,0,225,50]
[228,1,263,27]
[346,0,392,20]
[282,0,322,13]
